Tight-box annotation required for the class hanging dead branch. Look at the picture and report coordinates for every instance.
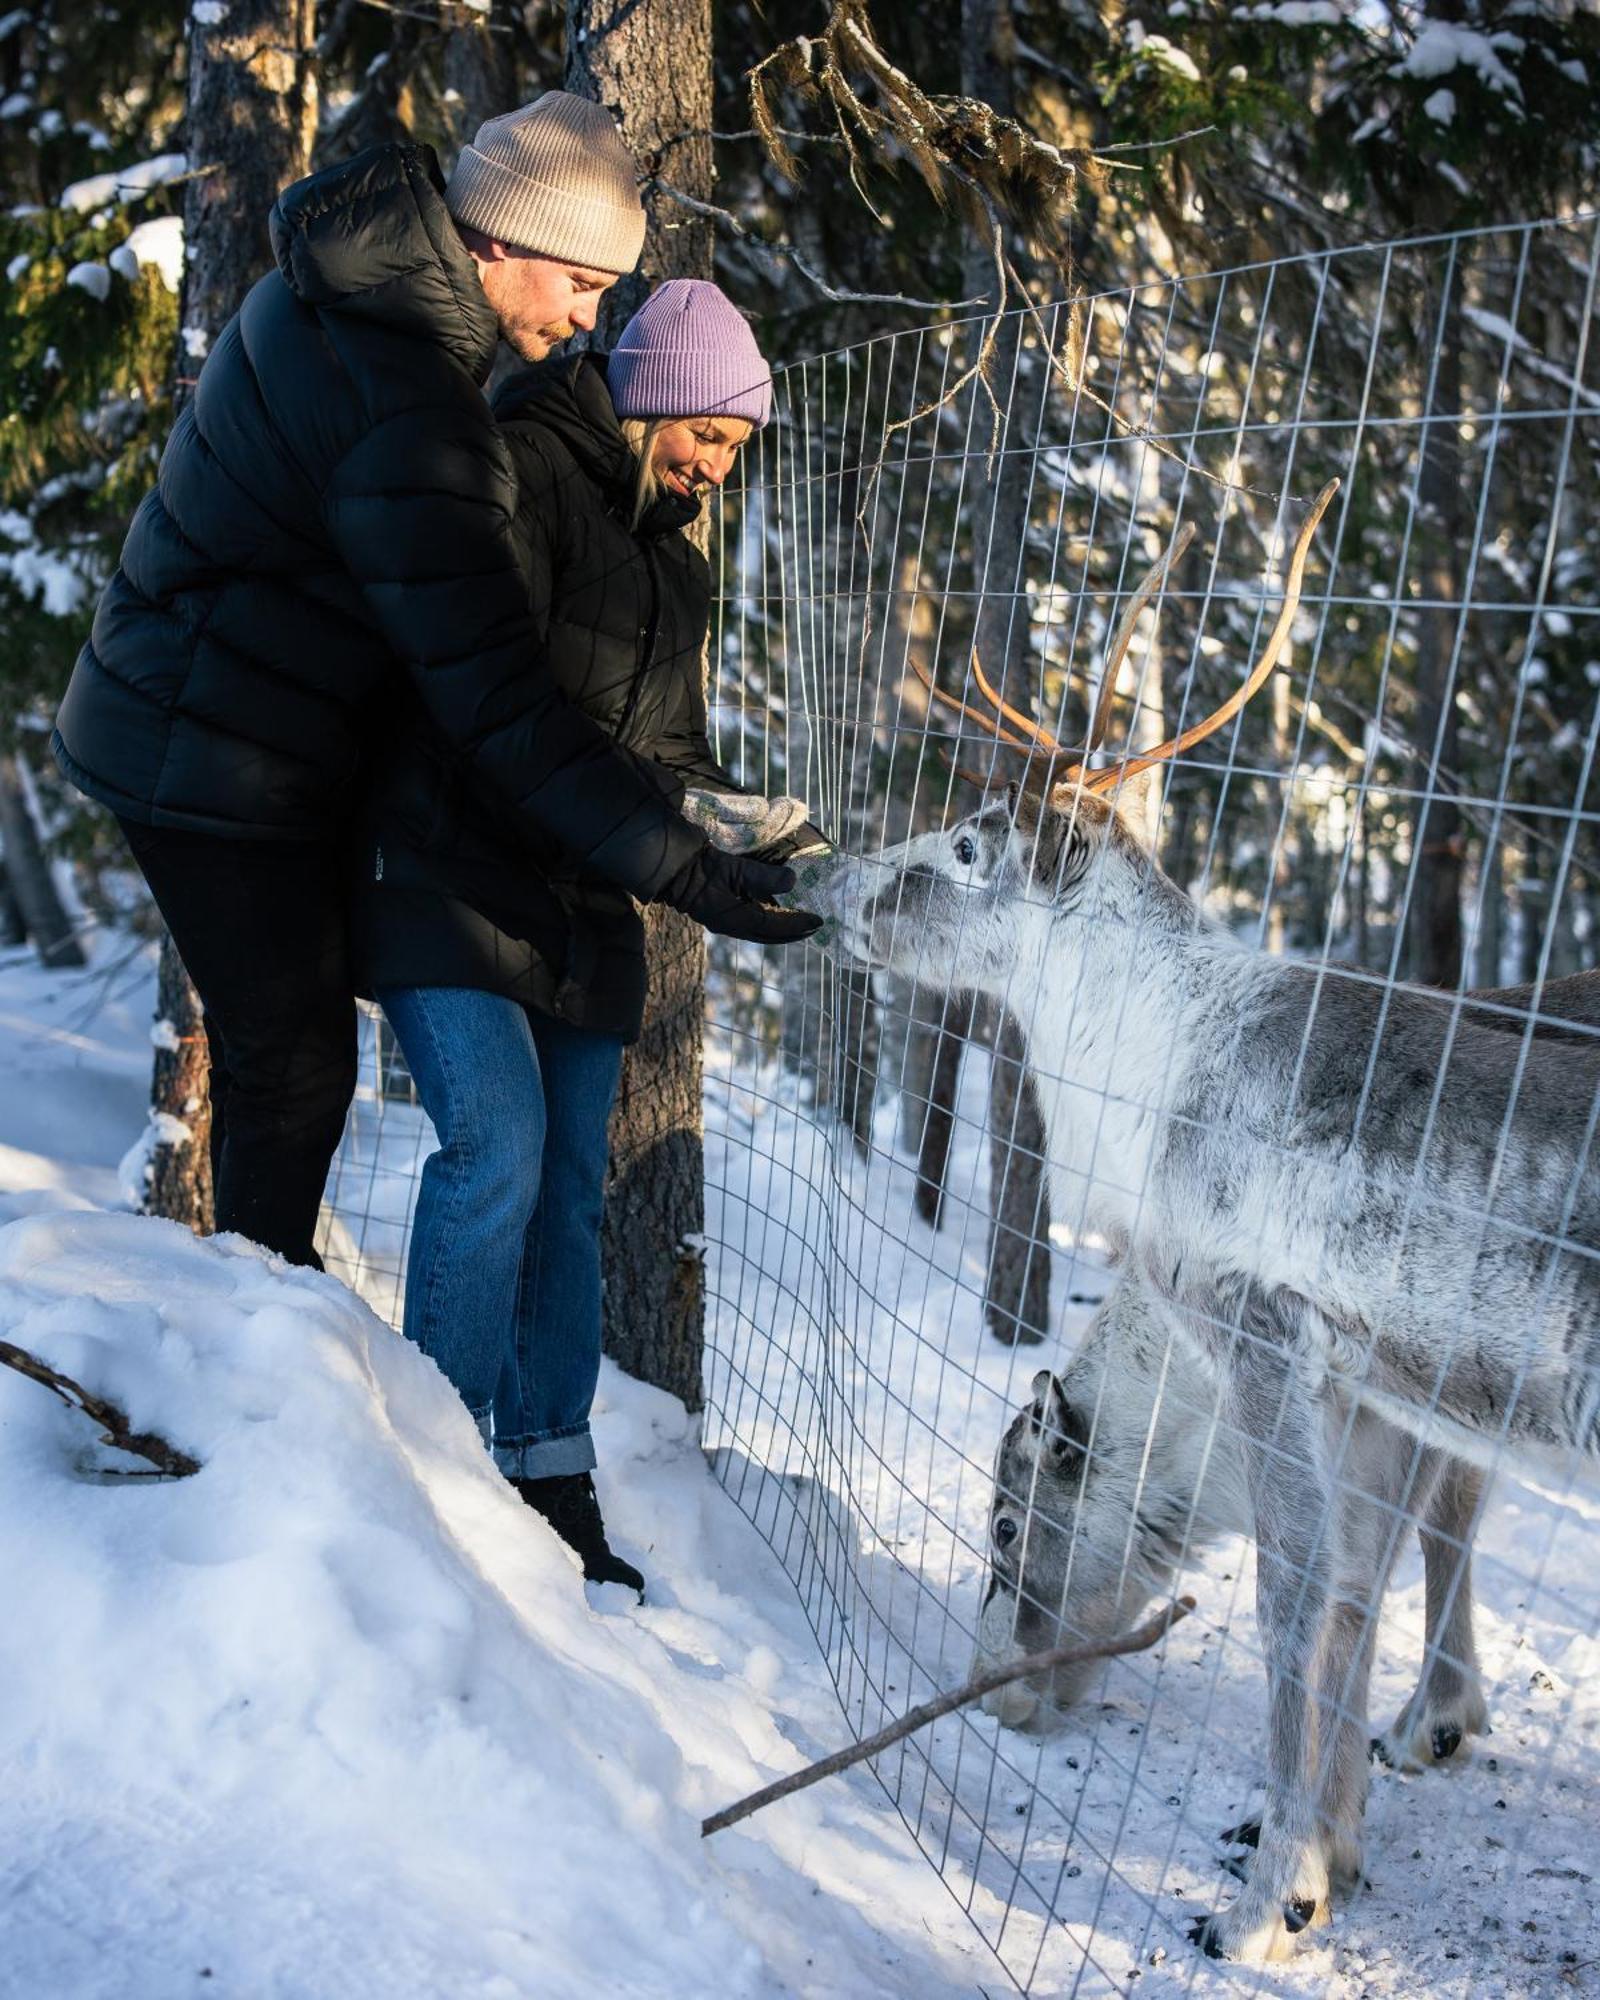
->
[0,1340,201,1477]
[747,0,1099,276]
[702,1595,1195,1837]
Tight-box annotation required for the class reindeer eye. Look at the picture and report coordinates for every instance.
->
[993,1515,1019,1549]
[955,834,977,866]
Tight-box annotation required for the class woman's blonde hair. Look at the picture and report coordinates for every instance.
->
[619,416,670,529]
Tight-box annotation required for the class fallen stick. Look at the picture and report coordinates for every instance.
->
[0,1340,201,1478]
[703,1595,1195,1837]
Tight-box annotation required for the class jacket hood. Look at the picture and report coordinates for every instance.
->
[493,352,701,539]
[269,143,500,381]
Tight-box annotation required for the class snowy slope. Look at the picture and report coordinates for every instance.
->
[0,940,990,2000]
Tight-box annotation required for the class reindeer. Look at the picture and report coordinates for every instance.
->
[975,971,1600,1764]
[976,1278,1489,1786]
[827,484,1600,1961]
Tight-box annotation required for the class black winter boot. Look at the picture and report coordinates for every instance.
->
[514,1472,645,1598]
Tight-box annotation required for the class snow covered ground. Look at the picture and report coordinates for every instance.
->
[2,930,1597,1999]
[0,937,990,2000]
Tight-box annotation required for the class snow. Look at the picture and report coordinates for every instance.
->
[0,942,987,1999]
[1240,2,1343,25]
[58,153,188,215]
[1396,22,1524,103]
[0,512,95,617]
[64,261,111,302]
[1422,86,1456,125]
[107,214,184,292]
[3,911,1599,1996]
[5,250,29,282]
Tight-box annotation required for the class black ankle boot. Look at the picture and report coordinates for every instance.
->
[514,1472,645,1598]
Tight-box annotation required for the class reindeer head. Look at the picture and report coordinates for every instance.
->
[973,1286,1231,1731]
[830,781,1166,1000]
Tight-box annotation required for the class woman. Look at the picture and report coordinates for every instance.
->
[350,281,816,1596]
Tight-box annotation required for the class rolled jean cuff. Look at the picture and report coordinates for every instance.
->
[494,1424,596,1480]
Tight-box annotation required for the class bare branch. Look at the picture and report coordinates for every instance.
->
[702,1596,1195,1838]
[0,1341,201,1478]
[649,179,977,311]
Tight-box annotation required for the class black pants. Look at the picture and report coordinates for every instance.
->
[118,819,358,1268]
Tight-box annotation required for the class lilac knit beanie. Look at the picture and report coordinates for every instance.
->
[608,279,773,429]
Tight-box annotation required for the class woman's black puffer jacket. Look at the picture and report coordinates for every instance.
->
[349,352,743,1040]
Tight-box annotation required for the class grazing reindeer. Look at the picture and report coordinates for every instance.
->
[830,485,1600,1960]
[974,1278,1489,1797]
[974,972,1600,1752]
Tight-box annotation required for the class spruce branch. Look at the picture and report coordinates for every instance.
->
[0,1340,201,1477]
[702,1595,1195,1838]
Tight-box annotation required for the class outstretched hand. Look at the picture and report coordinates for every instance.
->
[657,846,823,945]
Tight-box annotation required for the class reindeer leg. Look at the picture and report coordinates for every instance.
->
[1219,1405,1401,1898]
[1375,1455,1490,1769]
[1190,1295,1334,1964]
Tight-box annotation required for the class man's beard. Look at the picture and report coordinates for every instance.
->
[505,318,577,363]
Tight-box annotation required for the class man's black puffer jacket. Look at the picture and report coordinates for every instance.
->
[349,352,743,1040]
[50,142,703,907]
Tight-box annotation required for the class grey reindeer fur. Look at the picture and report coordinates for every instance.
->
[831,788,1600,1962]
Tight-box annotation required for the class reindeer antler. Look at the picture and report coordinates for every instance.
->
[910,517,1196,782]
[910,480,1339,808]
[1082,520,1198,763]
[1069,479,1339,798]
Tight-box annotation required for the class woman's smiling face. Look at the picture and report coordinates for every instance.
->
[649,416,754,499]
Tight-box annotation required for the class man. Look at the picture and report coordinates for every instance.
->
[52,93,814,1268]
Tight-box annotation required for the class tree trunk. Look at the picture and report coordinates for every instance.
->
[145,0,318,1236]
[915,988,975,1230]
[442,0,517,159]
[982,1003,1049,1345]
[1407,275,1465,988]
[0,858,24,947]
[0,750,85,969]
[567,0,713,1411]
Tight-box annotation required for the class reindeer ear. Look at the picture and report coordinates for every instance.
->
[1103,765,1162,845]
[1005,779,1021,817]
[1030,1371,1089,1467]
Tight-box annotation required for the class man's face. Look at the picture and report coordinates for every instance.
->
[480,247,615,362]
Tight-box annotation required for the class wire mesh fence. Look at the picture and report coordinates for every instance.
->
[324,214,1600,1995]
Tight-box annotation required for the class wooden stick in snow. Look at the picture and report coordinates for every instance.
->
[0,1340,201,1477]
[702,1595,1195,1838]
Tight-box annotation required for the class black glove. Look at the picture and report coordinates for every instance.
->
[656,845,824,945]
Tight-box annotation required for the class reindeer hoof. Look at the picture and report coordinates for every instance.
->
[1431,1723,1462,1761]
[1188,1918,1228,1960]
[1283,1897,1318,1934]
[1370,1735,1394,1768]
[1220,1818,1261,1848]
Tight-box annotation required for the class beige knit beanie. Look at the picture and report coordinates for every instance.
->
[444,91,646,275]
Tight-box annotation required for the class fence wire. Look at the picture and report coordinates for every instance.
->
[324,214,1600,1998]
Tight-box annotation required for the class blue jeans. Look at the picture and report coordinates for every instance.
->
[377,986,623,1479]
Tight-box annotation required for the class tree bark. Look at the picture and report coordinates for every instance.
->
[567,0,714,1411]
[144,0,318,1236]
[982,1004,1049,1345]
[915,988,975,1230]
[443,0,518,162]
[1407,275,1465,988]
[0,750,85,969]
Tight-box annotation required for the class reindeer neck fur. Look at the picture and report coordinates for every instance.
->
[1071,1282,1255,1559]
[1003,801,1255,1248]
